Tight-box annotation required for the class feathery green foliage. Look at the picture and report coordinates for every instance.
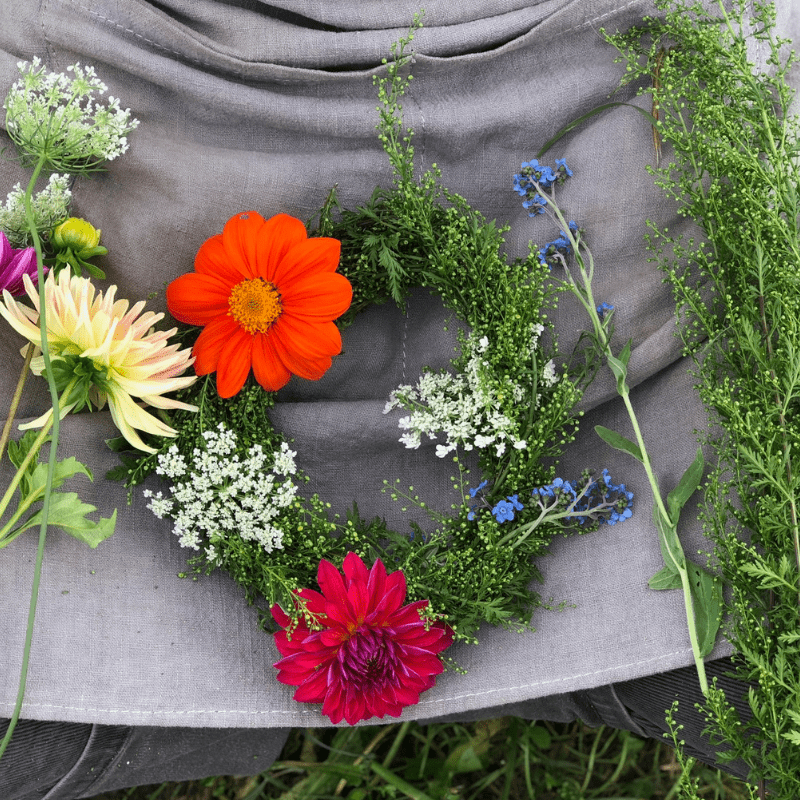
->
[606,0,800,792]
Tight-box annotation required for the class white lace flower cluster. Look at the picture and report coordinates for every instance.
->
[384,331,559,458]
[4,58,139,171]
[0,173,72,248]
[143,423,298,560]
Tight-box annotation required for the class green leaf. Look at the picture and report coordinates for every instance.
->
[594,425,644,462]
[666,447,704,525]
[648,564,682,590]
[686,560,723,658]
[444,742,485,774]
[649,515,722,658]
[18,492,117,548]
[652,506,685,573]
[28,456,93,493]
[782,730,800,746]
[536,102,658,159]
[606,339,632,394]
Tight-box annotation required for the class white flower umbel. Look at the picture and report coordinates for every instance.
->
[4,58,139,172]
[144,423,299,556]
[0,173,72,248]
[385,331,539,457]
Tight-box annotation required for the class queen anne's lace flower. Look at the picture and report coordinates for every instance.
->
[0,173,72,249]
[145,424,298,554]
[4,59,139,172]
[385,332,537,457]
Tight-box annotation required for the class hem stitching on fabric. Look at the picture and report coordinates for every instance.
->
[3,647,702,718]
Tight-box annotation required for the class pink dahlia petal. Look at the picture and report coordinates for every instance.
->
[271,603,293,629]
[0,232,11,264]
[317,559,352,615]
[343,551,370,585]
[293,668,331,703]
[2,247,38,296]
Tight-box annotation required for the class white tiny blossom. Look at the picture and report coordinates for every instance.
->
[542,359,558,387]
[144,424,298,555]
[4,58,139,172]
[387,331,530,457]
[0,173,72,248]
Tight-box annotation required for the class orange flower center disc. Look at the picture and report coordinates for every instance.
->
[228,278,283,334]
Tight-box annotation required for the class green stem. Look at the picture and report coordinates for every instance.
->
[0,343,34,466]
[543,181,710,695]
[618,389,708,695]
[0,418,55,538]
[0,155,65,764]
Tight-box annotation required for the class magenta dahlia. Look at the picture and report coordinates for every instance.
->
[272,552,454,724]
[0,231,38,296]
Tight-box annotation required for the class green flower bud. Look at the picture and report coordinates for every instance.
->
[47,216,108,279]
[53,217,101,252]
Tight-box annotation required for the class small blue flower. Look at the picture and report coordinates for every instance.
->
[507,494,524,511]
[469,480,488,498]
[492,499,517,523]
[597,302,615,321]
[555,158,573,177]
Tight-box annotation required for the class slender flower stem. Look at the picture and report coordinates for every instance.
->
[0,343,34,466]
[0,154,65,763]
[540,181,710,695]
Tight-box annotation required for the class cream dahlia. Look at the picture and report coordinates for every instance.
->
[0,269,197,453]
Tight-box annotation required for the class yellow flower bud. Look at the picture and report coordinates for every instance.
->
[53,217,101,251]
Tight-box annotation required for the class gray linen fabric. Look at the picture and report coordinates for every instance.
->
[0,0,796,729]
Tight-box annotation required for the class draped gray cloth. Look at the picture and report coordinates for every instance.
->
[0,0,796,729]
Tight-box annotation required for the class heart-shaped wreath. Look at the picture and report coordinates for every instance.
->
[117,23,634,724]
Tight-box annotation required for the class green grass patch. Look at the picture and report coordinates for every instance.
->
[88,718,752,800]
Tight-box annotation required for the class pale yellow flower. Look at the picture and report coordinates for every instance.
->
[0,268,197,453]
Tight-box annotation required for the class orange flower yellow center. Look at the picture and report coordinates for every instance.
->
[228,278,282,334]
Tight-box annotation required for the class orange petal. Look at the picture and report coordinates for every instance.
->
[192,315,239,375]
[271,237,341,288]
[251,332,292,392]
[221,211,266,279]
[167,273,231,325]
[216,327,254,398]
[195,233,250,284]
[281,272,353,320]
[270,323,336,381]
[272,315,342,360]
[254,214,308,281]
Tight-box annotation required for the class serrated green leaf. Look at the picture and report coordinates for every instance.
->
[782,729,800,746]
[18,492,116,548]
[595,425,644,462]
[28,456,93,493]
[666,447,704,525]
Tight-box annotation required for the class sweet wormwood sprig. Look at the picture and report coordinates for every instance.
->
[606,0,800,792]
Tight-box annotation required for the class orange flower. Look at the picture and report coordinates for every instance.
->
[167,211,352,398]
